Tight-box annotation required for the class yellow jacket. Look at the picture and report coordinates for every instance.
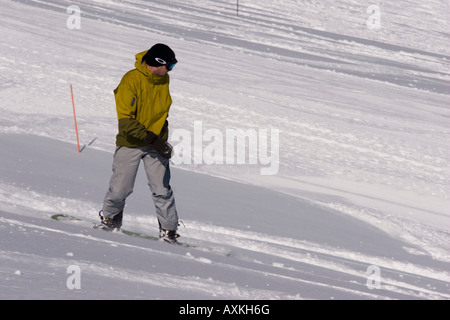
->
[114,51,171,147]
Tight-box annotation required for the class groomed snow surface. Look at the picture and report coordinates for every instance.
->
[0,0,449,301]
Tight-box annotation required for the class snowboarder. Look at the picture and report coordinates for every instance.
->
[99,43,180,243]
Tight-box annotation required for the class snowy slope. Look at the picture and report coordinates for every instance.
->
[0,0,449,300]
[1,134,448,300]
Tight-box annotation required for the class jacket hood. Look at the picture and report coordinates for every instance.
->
[134,51,168,83]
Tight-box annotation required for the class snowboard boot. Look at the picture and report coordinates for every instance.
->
[98,210,123,231]
[159,229,180,244]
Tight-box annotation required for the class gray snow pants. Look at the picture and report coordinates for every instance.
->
[102,145,178,231]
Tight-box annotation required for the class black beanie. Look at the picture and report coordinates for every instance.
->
[143,43,177,67]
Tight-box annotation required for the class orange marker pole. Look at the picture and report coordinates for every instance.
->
[70,84,81,153]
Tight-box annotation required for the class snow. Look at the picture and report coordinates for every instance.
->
[0,0,449,300]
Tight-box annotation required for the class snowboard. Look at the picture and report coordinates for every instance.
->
[50,213,194,248]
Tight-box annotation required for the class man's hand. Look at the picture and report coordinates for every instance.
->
[145,132,173,159]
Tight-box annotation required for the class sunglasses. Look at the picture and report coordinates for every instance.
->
[154,57,178,71]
